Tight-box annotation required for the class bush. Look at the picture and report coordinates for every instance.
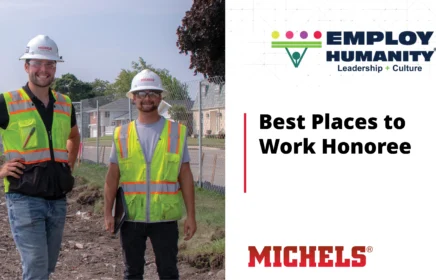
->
[217,129,225,139]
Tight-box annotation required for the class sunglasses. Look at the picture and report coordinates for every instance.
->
[28,61,57,69]
[134,90,161,98]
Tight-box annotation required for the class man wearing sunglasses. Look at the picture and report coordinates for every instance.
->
[0,35,80,279]
[104,69,196,280]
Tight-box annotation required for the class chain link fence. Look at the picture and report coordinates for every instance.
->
[73,77,225,195]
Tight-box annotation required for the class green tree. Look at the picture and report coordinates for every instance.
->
[112,57,190,100]
[52,73,93,101]
[112,69,136,98]
[168,105,188,121]
[90,79,115,97]
[176,0,225,79]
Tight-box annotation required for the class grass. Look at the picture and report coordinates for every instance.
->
[177,187,225,269]
[83,136,225,149]
[72,163,108,213]
[72,162,225,269]
[73,162,108,186]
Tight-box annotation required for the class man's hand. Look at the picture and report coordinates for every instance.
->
[0,158,25,179]
[104,213,114,234]
[68,161,75,173]
[184,216,197,241]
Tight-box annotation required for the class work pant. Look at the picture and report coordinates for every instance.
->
[120,221,179,280]
[6,192,66,280]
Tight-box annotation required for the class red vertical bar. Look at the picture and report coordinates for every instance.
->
[244,113,247,193]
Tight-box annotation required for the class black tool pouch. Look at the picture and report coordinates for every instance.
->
[7,162,75,198]
[53,162,75,196]
[7,161,53,196]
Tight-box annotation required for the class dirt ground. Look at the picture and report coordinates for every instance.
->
[0,187,225,280]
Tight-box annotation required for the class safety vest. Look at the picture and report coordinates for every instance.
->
[0,88,72,192]
[114,119,187,223]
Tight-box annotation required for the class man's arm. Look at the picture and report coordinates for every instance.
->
[67,125,80,171]
[104,142,121,233]
[104,162,120,233]
[0,94,9,130]
[179,161,197,240]
[179,162,195,219]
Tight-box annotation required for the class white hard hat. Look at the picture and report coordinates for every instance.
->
[19,35,64,62]
[126,69,167,99]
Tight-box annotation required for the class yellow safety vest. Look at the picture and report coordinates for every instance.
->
[0,88,72,192]
[114,119,187,223]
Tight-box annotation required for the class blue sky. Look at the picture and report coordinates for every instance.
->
[0,0,199,92]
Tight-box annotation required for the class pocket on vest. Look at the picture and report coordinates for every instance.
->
[163,152,180,182]
[119,157,134,173]
[161,192,183,220]
[18,119,38,150]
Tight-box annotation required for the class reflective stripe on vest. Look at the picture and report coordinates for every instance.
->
[5,90,71,117]
[167,121,182,154]
[8,100,36,115]
[121,182,180,195]
[3,149,68,164]
[53,91,71,117]
[117,122,131,159]
[8,90,24,101]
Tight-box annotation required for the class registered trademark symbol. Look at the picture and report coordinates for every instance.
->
[366,246,373,253]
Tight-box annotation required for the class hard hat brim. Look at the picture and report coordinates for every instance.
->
[126,86,168,99]
[19,53,64,62]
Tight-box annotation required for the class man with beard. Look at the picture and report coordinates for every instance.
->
[104,69,196,280]
[0,35,80,279]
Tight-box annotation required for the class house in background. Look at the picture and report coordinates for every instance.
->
[86,98,131,137]
[191,81,225,137]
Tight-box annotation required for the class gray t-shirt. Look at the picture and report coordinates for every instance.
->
[109,117,190,164]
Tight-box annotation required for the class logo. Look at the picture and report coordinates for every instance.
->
[140,78,155,82]
[271,30,323,68]
[38,46,52,51]
[271,30,434,72]
[248,245,373,267]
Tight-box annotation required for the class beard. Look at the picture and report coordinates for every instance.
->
[29,72,54,88]
[137,100,159,113]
